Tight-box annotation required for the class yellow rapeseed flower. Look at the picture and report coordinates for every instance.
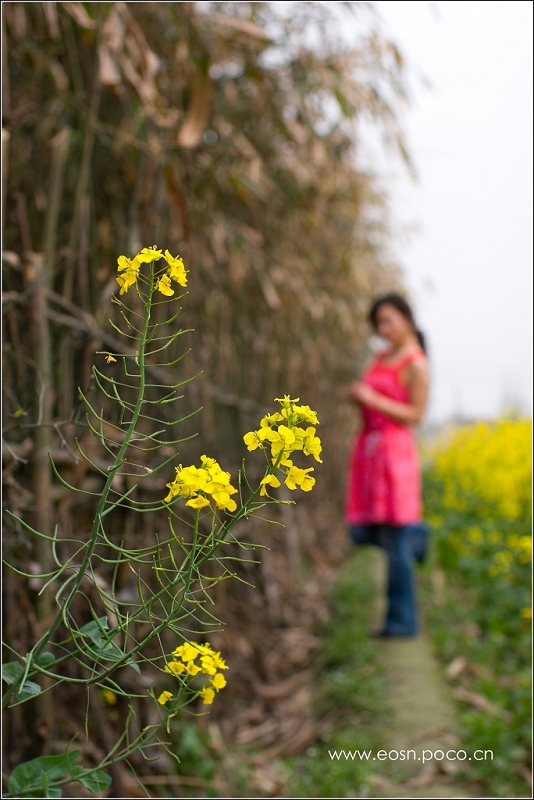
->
[427,419,531,520]
[466,526,483,544]
[157,641,228,709]
[116,266,139,295]
[185,495,211,510]
[507,534,532,564]
[164,456,237,513]
[200,656,217,676]
[243,397,322,494]
[243,431,263,450]
[211,673,227,691]
[164,250,188,286]
[209,490,238,513]
[285,464,315,491]
[158,690,173,705]
[260,474,281,496]
[116,246,186,296]
[173,642,201,662]
[102,689,117,705]
[157,273,174,296]
[117,254,141,272]
[164,661,186,676]
[136,246,163,263]
[200,687,215,705]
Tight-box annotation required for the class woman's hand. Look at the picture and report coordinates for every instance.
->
[347,359,428,423]
[347,381,379,407]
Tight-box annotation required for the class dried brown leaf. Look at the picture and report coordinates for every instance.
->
[446,655,468,680]
[61,2,96,30]
[453,686,512,721]
[43,2,60,39]
[99,6,125,86]
[177,74,213,148]
[263,718,322,758]
[403,761,440,787]
[99,46,122,86]
[253,668,314,701]
[210,13,271,42]
[515,763,532,788]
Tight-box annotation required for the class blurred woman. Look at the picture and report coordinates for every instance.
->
[346,293,430,637]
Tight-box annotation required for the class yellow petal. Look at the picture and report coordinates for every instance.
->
[157,691,173,705]
[157,274,175,296]
[211,672,227,691]
[185,494,211,509]
[136,246,163,263]
[200,687,215,705]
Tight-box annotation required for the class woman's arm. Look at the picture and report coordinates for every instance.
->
[349,360,429,424]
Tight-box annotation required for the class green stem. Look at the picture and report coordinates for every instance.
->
[4,275,156,705]
[3,715,168,798]
[194,449,287,570]
[86,465,281,673]
[83,514,201,683]
[4,423,285,699]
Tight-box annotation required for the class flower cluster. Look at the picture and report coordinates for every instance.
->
[426,419,531,520]
[164,455,238,512]
[116,245,187,296]
[449,526,532,574]
[424,417,531,622]
[157,641,228,706]
[243,396,322,495]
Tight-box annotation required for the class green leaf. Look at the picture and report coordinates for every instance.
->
[70,765,112,793]
[8,751,80,797]
[78,617,109,646]
[84,638,140,673]
[35,652,56,668]
[126,657,141,674]
[2,661,23,684]
[78,770,112,793]
[2,661,42,702]
[334,87,352,118]
[16,679,42,702]
[40,768,63,798]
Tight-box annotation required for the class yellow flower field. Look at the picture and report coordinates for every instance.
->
[422,417,531,796]
[426,418,531,520]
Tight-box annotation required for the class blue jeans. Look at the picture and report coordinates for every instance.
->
[349,523,429,636]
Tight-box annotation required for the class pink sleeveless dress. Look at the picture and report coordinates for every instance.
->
[345,349,427,526]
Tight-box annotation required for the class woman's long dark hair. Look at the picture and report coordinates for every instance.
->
[369,293,427,354]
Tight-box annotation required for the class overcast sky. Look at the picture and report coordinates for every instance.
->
[358,0,533,424]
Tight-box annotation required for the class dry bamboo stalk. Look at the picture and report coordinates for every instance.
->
[1,129,9,238]
[63,49,101,303]
[23,125,71,753]
[3,4,413,764]
[25,252,55,753]
[15,192,33,254]
[42,127,71,271]
[279,484,302,576]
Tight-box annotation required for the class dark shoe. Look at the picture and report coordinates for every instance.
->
[369,629,389,638]
[369,628,417,639]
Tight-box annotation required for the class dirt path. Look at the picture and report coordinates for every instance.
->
[362,549,477,799]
